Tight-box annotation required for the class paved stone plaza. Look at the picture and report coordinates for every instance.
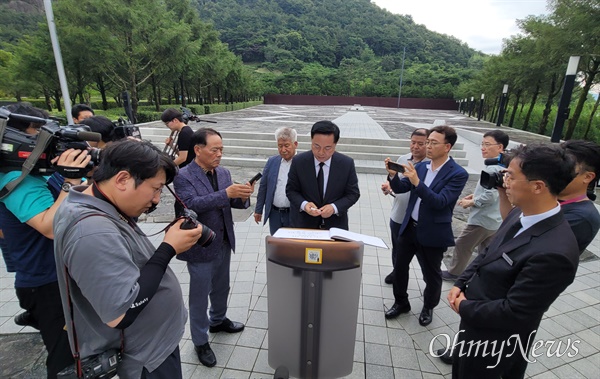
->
[1,105,598,378]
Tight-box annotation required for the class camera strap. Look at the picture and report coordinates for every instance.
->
[64,263,125,378]
[0,125,55,199]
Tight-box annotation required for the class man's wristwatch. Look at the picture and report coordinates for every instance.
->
[61,182,74,193]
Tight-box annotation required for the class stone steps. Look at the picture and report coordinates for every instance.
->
[140,127,470,175]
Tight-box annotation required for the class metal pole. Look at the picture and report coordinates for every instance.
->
[43,0,73,124]
[397,47,406,109]
[496,85,509,126]
[468,96,474,117]
[551,56,580,142]
[478,94,485,121]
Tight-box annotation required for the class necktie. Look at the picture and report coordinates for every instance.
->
[500,218,522,245]
[317,162,324,203]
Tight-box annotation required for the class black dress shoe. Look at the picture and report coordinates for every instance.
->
[436,348,454,364]
[384,271,394,285]
[385,302,411,319]
[14,311,39,330]
[418,307,433,326]
[209,318,245,333]
[195,342,217,367]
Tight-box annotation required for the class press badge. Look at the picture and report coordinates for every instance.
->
[305,248,323,264]
[502,253,513,266]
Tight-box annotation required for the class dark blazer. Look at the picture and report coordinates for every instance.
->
[286,150,360,230]
[455,208,579,333]
[254,155,282,225]
[173,161,249,263]
[389,157,468,248]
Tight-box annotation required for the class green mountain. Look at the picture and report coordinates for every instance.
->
[0,0,44,48]
[195,0,479,68]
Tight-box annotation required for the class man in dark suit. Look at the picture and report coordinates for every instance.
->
[447,144,579,379]
[384,125,468,326]
[286,120,360,230]
[173,128,255,368]
[254,127,298,235]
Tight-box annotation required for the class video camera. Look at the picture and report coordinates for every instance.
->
[112,117,142,140]
[479,150,513,190]
[0,107,101,190]
[181,107,217,124]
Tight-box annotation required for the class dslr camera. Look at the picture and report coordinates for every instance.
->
[180,208,216,247]
[57,349,122,379]
[0,107,102,176]
[479,151,513,190]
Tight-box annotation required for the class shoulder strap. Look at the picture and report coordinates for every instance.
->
[0,123,55,199]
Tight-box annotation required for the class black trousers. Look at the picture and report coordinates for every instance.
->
[452,321,532,379]
[392,220,446,309]
[141,346,182,379]
[16,281,74,378]
[389,219,402,267]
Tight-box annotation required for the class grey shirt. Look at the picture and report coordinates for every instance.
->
[389,153,412,224]
[467,164,503,230]
[54,187,187,378]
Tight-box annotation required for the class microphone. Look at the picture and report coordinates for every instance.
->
[75,131,102,142]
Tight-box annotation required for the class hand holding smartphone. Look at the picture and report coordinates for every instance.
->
[386,161,405,174]
[249,172,262,185]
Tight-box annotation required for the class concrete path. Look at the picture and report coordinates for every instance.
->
[1,105,598,378]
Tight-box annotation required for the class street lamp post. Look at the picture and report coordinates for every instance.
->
[43,0,73,124]
[478,94,485,121]
[397,46,406,109]
[496,84,509,126]
[468,96,474,117]
[551,56,581,142]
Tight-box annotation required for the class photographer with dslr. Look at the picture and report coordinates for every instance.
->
[53,140,204,378]
[0,103,90,378]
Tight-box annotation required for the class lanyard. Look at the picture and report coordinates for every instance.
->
[558,194,588,206]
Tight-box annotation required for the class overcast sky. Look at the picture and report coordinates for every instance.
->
[371,0,550,54]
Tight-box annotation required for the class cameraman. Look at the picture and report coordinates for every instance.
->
[80,116,117,148]
[71,104,94,124]
[0,103,90,378]
[161,108,194,168]
[53,140,204,378]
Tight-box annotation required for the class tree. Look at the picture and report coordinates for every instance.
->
[549,0,600,139]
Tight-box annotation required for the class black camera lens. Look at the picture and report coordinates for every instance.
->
[480,171,504,190]
[198,226,216,247]
[180,209,216,247]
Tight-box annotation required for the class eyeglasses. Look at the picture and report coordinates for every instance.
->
[151,186,163,196]
[481,142,501,148]
[502,171,532,184]
[425,140,446,147]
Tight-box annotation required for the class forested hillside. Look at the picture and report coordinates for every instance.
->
[196,0,476,67]
[194,0,483,98]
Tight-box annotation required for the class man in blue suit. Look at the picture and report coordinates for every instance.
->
[254,127,298,235]
[173,128,255,368]
[384,125,468,326]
